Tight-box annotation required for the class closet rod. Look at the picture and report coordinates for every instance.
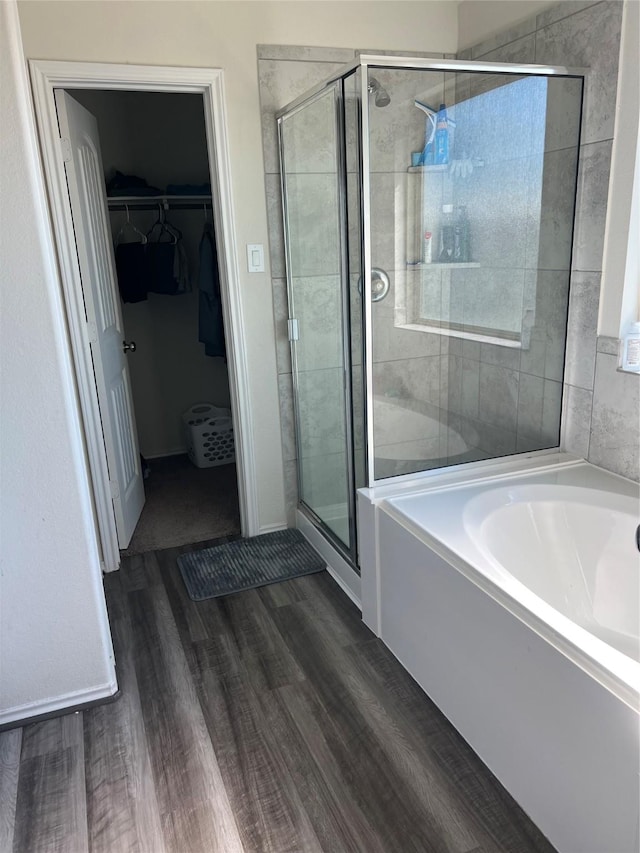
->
[107,194,212,212]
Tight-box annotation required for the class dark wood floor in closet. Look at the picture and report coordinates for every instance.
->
[2,539,556,853]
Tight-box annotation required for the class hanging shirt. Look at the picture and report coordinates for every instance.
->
[145,241,189,295]
[115,241,148,303]
[145,215,189,296]
[198,224,225,358]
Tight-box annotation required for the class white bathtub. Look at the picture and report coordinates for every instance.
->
[358,455,640,853]
[373,396,477,477]
[463,483,638,660]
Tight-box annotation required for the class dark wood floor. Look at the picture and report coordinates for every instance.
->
[1,538,556,853]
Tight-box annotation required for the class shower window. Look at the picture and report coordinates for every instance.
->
[385,72,584,349]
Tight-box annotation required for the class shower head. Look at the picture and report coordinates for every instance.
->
[368,77,391,108]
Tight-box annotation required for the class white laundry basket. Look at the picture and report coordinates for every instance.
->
[183,403,235,468]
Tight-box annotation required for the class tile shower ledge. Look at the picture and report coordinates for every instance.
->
[406,262,481,269]
[398,322,522,350]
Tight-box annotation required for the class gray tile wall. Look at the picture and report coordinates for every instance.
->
[365,65,454,478]
[258,45,450,517]
[260,1,638,521]
[463,0,638,482]
[438,66,580,460]
[258,46,356,524]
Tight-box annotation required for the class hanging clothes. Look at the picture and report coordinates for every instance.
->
[145,214,189,296]
[115,241,148,303]
[114,208,148,303]
[112,206,190,301]
[198,223,225,358]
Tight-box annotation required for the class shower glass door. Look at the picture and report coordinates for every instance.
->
[364,64,583,482]
[278,83,355,554]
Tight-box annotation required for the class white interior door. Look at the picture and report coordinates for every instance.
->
[55,90,144,549]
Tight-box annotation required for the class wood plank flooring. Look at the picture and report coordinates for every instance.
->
[1,538,557,852]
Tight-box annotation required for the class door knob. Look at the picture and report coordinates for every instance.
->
[123,341,137,353]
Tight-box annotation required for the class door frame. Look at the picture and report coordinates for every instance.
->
[30,60,260,571]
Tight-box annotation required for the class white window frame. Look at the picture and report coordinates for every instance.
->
[598,0,639,360]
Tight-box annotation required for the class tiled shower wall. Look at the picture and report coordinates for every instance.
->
[258,44,450,522]
[258,45,357,525]
[458,0,639,482]
[261,0,638,529]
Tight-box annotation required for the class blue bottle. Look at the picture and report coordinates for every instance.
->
[434,103,449,165]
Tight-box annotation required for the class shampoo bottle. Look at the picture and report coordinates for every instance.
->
[434,103,450,165]
[423,230,433,264]
[621,322,640,372]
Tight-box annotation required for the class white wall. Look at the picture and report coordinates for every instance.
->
[17,0,459,531]
[457,0,554,50]
[0,1,116,726]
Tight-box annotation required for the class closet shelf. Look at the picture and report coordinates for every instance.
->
[107,194,212,211]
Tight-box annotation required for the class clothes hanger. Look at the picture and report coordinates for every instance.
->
[115,204,147,245]
[202,203,213,232]
[147,203,181,244]
[145,203,164,241]
[162,215,182,243]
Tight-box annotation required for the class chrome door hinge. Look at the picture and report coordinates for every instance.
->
[86,321,98,344]
[287,318,299,342]
[109,480,120,500]
[59,137,72,163]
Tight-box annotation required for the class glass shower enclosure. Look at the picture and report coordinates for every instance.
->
[278,56,583,569]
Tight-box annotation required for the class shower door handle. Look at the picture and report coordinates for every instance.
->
[358,267,390,302]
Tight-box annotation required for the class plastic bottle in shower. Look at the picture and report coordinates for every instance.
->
[439,204,454,262]
[434,103,450,165]
[621,322,640,372]
[453,206,470,262]
[423,230,433,264]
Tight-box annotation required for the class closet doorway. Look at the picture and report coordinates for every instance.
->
[70,87,240,555]
[30,62,258,572]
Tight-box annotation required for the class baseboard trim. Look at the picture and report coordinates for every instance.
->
[0,679,118,730]
[296,510,361,608]
[326,565,361,609]
[144,447,188,460]
[258,522,288,535]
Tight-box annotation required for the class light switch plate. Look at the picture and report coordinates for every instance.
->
[246,243,264,273]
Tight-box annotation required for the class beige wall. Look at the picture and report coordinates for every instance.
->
[1,1,115,723]
[18,0,458,529]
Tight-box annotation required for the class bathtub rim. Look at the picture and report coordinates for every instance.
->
[374,463,640,711]
[360,448,583,501]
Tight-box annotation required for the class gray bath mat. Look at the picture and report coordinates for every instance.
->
[177,529,325,600]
